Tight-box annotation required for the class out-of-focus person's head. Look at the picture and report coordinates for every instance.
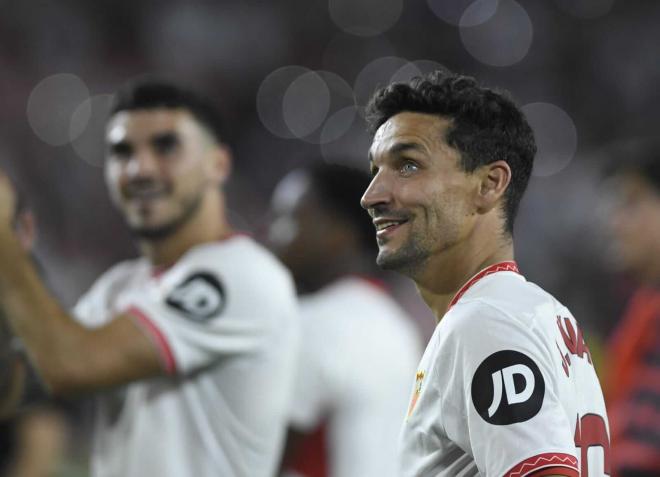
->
[606,140,660,283]
[104,79,230,240]
[360,70,536,275]
[268,162,375,292]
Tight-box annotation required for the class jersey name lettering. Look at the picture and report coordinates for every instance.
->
[556,316,593,377]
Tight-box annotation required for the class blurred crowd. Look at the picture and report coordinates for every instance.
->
[0,0,659,475]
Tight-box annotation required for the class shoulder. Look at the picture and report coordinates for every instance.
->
[179,236,294,292]
[80,258,143,299]
[446,273,568,341]
[187,236,291,281]
[72,258,144,324]
[170,236,296,313]
[436,288,558,374]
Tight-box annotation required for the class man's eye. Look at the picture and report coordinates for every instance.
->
[109,143,132,159]
[153,135,179,155]
[400,162,419,175]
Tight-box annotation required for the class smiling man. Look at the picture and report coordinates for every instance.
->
[361,71,610,477]
[0,80,299,477]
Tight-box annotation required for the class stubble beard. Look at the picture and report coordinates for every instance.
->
[128,191,204,242]
[376,235,431,279]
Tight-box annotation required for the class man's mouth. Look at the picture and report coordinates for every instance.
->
[125,186,168,201]
[373,217,409,238]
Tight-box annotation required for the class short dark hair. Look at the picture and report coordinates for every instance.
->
[110,79,225,143]
[308,163,376,254]
[605,138,660,193]
[366,70,536,234]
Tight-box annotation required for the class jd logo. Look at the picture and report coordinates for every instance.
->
[471,350,544,425]
[166,272,225,321]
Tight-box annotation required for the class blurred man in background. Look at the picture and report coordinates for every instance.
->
[605,143,660,477]
[269,163,420,477]
[0,80,300,477]
[0,189,74,477]
[361,70,609,476]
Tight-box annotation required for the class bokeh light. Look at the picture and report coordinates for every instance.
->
[426,0,485,25]
[353,56,409,108]
[322,33,396,82]
[282,71,331,139]
[390,60,449,83]
[257,66,311,139]
[320,106,360,145]
[70,94,114,167]
[459,0,533,67]
[321,109,371,166]
[27,74,90,146]
[329,0,403,36]
[299,71,355,145]
[522,102,578,177]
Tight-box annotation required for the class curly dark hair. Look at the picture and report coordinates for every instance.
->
[110,78,225,144]
[366,70,536,234]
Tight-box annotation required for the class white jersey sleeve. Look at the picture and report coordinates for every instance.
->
[74,238,297,377]
[436,300,577,476]
[125,241,295,375]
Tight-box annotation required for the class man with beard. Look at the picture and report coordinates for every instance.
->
[0,80,300,477]
[269,163,420,477]
[360,71,609,477]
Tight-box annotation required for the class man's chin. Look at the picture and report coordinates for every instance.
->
[128,219,182,241]
[375,246,427,276]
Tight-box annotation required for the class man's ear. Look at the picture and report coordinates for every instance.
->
[475,160,511,214]
[207,144,232,185]
[14,210,37,251]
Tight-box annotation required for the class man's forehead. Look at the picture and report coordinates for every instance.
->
[370,112,452,157]
[105,108,196,143]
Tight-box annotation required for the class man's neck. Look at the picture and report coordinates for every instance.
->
[415,236,514,321]
[139,193,232,268]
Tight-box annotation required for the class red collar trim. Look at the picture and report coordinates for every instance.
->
[448,261,520,310]
[352,274,390,293]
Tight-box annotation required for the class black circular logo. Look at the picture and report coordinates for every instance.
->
[471,350,545,425]
[165,272,225,321]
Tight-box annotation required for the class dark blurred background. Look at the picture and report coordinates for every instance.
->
[0,0,654,362]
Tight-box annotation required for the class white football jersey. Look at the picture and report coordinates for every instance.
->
[400,262,610,477]
[289,277,421,477]
[73,235,300,477]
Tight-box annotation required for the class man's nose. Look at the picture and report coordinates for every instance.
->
[360,172,391,211]
[126,150,159,179]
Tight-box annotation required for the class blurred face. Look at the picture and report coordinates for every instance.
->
[608,173,660,281]
[268,171,333,281]
[105,108,220,239]
[361,112,478,275]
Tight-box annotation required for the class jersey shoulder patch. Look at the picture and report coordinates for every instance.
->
[165,271,226,321]
[471,350,545,425]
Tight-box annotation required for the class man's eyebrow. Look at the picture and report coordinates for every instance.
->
[389,142,425,155]
[150,131,179,143]
[369,142,425,162]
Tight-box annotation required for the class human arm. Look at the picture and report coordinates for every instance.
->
[0,173,163,398]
